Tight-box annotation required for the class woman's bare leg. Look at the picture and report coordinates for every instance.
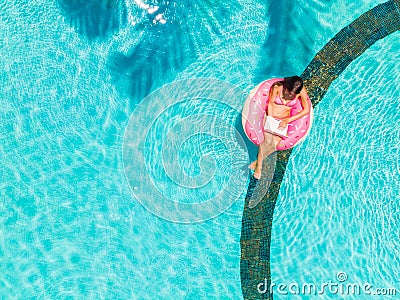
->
[252,132,276,179]
[274,136,282,149]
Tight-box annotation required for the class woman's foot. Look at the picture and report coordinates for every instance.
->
[249,160,262,179]
[248,160,257,170]
[253,166,262,180]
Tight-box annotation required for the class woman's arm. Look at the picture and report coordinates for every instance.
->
[267,84,279,116]
[284,87,310,123]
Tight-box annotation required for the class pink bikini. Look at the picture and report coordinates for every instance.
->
[274,94,298,107]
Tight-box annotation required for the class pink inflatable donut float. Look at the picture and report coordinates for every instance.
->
[242,78,313,150]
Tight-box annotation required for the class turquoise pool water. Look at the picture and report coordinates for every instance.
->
[270,32,400,299]
[0,0,397,299]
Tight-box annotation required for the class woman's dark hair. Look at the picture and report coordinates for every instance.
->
[283,76,303,94]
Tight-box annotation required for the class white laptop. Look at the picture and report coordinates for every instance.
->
[263,116,288,138]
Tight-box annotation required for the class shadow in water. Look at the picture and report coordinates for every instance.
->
[254,0,312,82]
[58,0,127,40]
[107,0,240,106]
[235,113,258,162]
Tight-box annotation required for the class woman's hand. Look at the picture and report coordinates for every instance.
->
[278,119,288,130]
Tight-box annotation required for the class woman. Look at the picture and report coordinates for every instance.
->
[249,76,311,179]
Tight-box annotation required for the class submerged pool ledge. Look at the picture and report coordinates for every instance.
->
[240,1,400,299]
